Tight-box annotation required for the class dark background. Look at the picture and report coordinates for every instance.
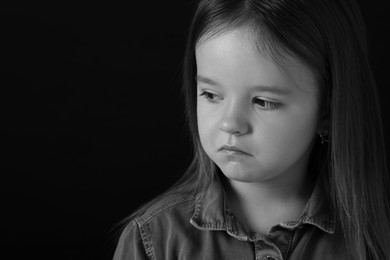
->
[1,1,389,259]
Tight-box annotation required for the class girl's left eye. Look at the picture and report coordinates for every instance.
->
[253,98,283,111]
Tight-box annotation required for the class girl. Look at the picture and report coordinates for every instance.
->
[113,0,390,259]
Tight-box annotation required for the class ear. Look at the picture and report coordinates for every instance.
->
[317,111,330,134]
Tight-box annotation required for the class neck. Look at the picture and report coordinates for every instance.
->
[224,171,313,234]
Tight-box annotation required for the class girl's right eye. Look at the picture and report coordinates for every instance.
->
[199,91,222,103]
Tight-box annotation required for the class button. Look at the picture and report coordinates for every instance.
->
[265,256,276,260]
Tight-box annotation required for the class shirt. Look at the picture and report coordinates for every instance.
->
[113,180,348,259]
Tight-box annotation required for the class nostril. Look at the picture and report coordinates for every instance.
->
[219,124,245,135]
[219,116,249,135]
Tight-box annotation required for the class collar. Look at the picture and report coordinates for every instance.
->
[190,178,335,241]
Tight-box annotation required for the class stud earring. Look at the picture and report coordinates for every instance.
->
[319,129,329,144]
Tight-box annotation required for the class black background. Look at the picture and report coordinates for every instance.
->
[1,1,389,259]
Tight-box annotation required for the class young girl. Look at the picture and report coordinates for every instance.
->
[113,0,390,259]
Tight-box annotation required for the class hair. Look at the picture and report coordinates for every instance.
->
[119,0,390,259]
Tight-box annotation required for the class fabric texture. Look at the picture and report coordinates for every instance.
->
[113,180,348,260]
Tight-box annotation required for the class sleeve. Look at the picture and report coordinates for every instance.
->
[112,220,150,260]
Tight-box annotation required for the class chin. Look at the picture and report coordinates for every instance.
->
[218,165,266,183]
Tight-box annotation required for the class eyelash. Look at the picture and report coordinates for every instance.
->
[199,90,283,111]
[199,91,220,103]
[253,98,283,111]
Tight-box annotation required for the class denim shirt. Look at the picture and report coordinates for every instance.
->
[113,181,348,259]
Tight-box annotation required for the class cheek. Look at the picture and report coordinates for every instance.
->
[197,106,213,144]
[259,107,318,158]
[197,105,222,158]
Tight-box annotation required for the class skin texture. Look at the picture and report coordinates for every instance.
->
[195,26,325,233]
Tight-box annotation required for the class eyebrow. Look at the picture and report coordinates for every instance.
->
[196,75,292,96]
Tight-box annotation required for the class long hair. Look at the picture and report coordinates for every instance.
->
[121,0,390,258]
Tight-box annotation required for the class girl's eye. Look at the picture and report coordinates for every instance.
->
[253,98,283,111]
[199,91,221,103]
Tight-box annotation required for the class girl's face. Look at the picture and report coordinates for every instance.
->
[196,27,322,186]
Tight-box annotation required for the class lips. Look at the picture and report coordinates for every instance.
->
[218,145,252,156]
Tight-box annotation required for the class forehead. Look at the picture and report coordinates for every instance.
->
[195,27,318,95]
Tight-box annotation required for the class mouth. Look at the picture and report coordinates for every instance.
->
[218,145,252,156]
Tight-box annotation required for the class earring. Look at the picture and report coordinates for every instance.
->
[319,129,329,144]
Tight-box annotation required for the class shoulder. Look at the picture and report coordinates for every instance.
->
[114,192,199,259]
[135,192,197,226]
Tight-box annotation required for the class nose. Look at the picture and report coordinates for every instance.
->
[219,101,250,136]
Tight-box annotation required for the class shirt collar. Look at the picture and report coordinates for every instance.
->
[190,178,335,240]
